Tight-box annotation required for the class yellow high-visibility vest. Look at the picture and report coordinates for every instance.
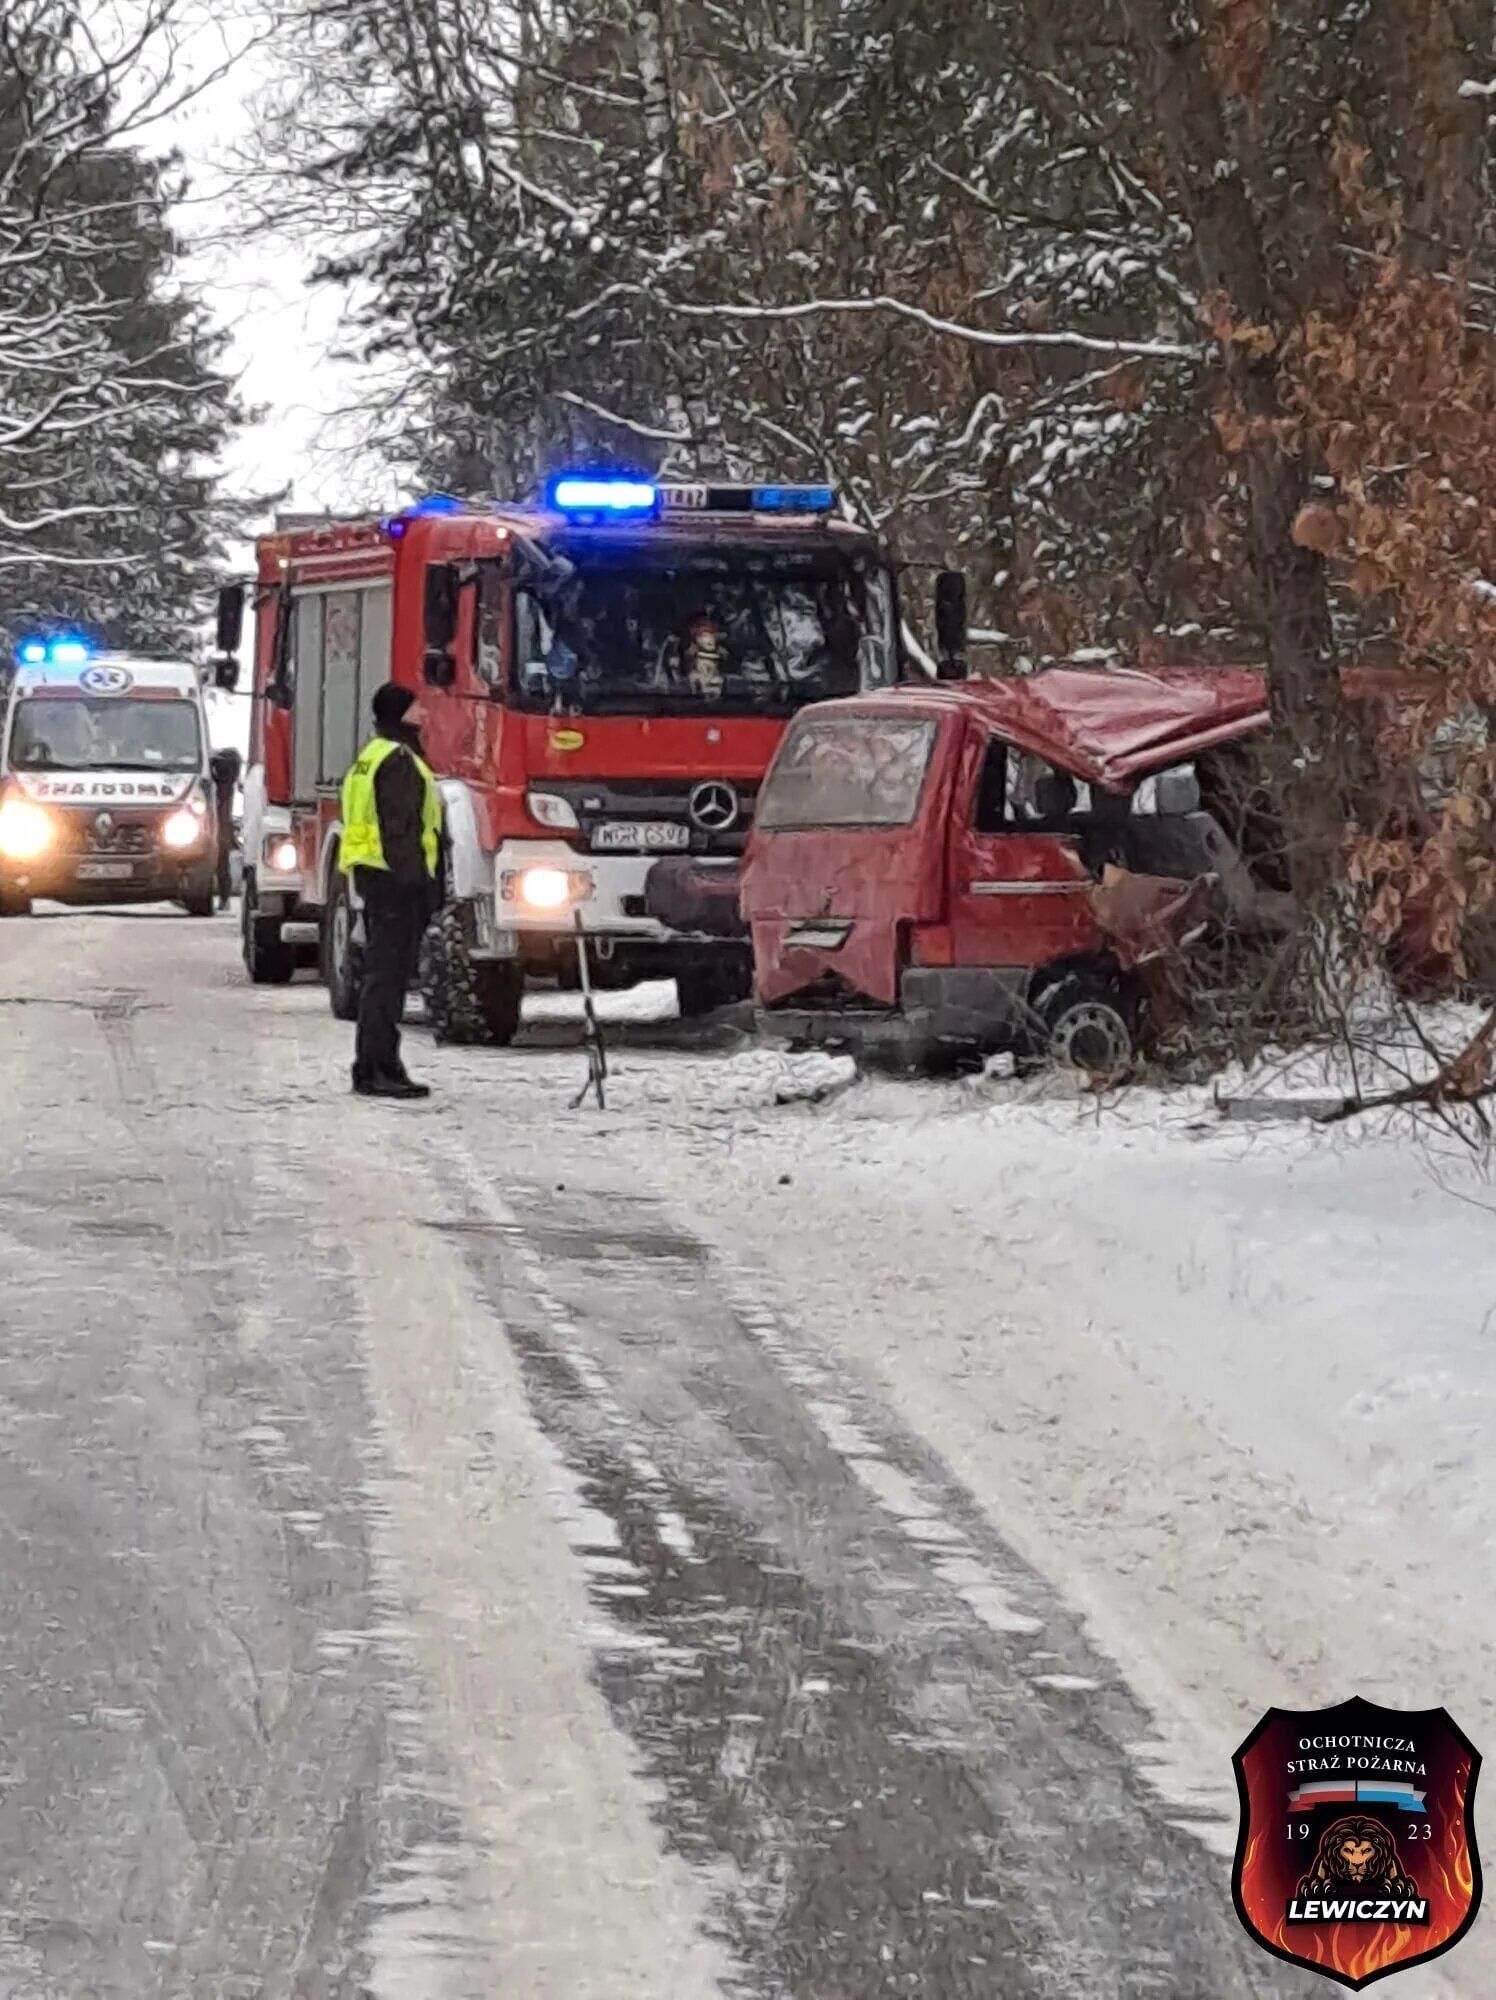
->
[340,736,441,876]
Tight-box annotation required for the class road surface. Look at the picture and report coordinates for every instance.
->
[0,909,1375,1995]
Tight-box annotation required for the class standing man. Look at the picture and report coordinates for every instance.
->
[339,683,442,1100]
[211,746,243,910]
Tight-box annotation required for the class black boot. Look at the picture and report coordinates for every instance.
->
[352,1068,431,1100]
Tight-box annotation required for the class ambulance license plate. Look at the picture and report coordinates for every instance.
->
[592,821,689,852]
[76,860,135,880]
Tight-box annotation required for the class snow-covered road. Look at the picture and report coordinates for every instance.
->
[0,909,1488,1996]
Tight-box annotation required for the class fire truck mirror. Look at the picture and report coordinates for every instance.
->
[215,582,245,657]
[934,570,968,680]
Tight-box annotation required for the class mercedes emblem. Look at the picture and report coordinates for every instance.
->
[687,781,739,832]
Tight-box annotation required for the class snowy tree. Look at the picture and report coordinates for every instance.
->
[0,0,240,656]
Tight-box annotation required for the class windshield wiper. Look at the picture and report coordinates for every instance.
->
[83,759,196,772]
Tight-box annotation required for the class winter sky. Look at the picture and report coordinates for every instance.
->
[157,2,386,532]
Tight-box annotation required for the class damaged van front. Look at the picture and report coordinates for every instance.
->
[742,666,1273,1075]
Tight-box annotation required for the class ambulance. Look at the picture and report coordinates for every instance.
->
[0,639,219,917]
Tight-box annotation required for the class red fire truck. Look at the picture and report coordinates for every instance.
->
[214,479,952,1042]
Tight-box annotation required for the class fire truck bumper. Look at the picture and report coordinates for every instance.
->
[486,842,742,947]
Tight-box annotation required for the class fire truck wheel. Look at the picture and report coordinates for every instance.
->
[322,873,363,1021]
[0,884,32,917]
[1034,968,1137,1083]
[241,874,295,985]
[420,905,522,1047]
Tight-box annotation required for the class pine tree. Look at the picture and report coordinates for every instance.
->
[0,0,240,656]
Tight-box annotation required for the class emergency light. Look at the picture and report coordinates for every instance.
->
[386,495,464,539]
[549,476,659,517]
[656,484,838,516]
[17,636,91,668]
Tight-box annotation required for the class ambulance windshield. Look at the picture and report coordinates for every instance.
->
[504,552,895,716]
[9,695,204,772]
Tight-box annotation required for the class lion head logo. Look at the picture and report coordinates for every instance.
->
[1296,1817,1420,1900]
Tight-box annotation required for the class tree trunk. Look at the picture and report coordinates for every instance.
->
[1115,0,1341,889]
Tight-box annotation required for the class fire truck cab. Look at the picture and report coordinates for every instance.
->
[219,479,917,1042]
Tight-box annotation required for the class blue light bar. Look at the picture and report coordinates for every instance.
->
[550,476,659,516]
[409,494,463,515]
[752,485,836,514]
[17,636,91,667]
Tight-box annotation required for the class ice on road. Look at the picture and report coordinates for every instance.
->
[0,909,1486,1997]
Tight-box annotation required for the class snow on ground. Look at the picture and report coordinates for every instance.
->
[512,990,1496,1901]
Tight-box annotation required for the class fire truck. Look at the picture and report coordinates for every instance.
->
[215,478,961,1042]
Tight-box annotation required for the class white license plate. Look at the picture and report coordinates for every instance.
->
[592,821,690,853]
[76,860,135,880]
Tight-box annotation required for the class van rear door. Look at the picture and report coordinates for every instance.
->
[744,705,956,1005]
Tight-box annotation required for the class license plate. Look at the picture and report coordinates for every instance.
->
[76,860,135,881]
[591,821,690,853]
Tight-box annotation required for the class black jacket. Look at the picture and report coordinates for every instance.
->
[372,730,431,887]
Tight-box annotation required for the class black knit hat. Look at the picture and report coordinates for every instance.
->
[372,682,415,730]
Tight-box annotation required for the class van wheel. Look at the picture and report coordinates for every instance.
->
[420,905,523,1046]
[1035,970,1137,1082]
[183,877,215,918]
[0,884,32,917]
[676,958,752,1019]
[322,870,363,1021]
[241,873,295,985]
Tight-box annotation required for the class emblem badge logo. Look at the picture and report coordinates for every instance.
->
[80,664,133,694]
[1233,1697,1482,1989]
[688,780,739,832]
[94,812,114,838]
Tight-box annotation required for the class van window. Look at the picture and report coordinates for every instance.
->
[758,713,937,830]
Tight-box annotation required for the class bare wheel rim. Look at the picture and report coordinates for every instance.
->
[1049,1001,1131,1079]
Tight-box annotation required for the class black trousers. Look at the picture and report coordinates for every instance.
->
[354,870,428,1082]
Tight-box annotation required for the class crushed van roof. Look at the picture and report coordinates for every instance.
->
[840,665,1271,787]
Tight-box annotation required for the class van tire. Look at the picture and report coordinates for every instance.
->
[183,878,216,918]
[420,904,522,1046]
[242,873,295,985]
[1033,968,1137,1082]
[0,885,32,917]
[322,869,363,1021]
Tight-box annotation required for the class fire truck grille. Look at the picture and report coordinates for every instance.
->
[542,778,759,854]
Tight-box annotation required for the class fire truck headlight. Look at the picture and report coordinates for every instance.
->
[527,790,579,831]
[264,836,299,874]
[519,866,574,910]
[161,808,204,851]
[0,798,52,862]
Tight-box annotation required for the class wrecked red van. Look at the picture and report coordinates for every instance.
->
[742,666,1273,1073]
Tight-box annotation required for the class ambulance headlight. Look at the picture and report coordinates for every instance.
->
[161,808,204,850]
[0,797,52,861]
[264,836,299,874]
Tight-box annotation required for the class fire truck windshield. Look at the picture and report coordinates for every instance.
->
[9,696,203,772]
[507,552,894,716]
